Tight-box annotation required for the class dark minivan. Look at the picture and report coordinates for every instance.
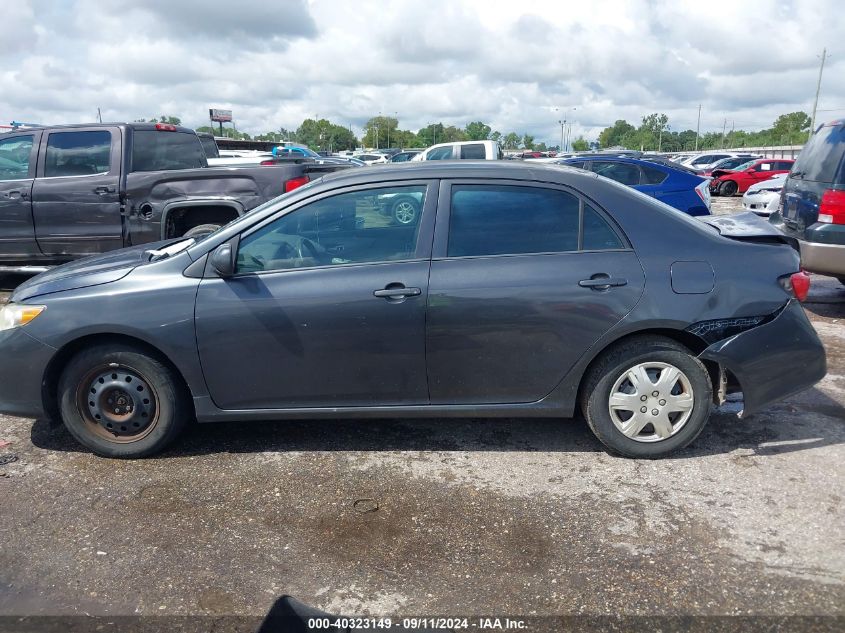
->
[770,119,845,284]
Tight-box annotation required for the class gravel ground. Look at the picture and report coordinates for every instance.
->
[0,196,843,626]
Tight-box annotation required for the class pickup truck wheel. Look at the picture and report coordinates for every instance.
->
[58,345,189,458]
[390,197,420,225]
[719,181,738,196]
[580,336,713,459]
[183,223,221,239]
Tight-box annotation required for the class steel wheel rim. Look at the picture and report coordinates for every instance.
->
[608,362,695,443]
[76,365,159,443]
[393,201,417,224]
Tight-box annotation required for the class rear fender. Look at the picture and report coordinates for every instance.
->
[698,300,826,417]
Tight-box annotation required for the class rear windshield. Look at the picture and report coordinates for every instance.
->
[791,124,845,184]
[131,130,207,172]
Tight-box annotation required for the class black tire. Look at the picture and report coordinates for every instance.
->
[580,336,713,459]
[183,223,221,239]
[719,180,738,196]
[58,344,190,458]
[390,196,420,225]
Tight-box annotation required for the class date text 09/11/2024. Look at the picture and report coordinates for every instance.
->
[306,617,528,629]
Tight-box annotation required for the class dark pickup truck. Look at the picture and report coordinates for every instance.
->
[0,122,345,272]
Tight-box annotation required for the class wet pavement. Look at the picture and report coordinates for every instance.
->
[0,197,843,622]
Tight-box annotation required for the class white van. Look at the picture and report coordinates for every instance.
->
[411,140,503,161]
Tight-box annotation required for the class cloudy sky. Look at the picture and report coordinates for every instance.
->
[2,0,843,144]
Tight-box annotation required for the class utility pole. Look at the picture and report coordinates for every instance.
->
[558,120,564,152]
[695,104,701,152]
[97,107,102,123]
[809,47,829,139]
[720,118,727,149]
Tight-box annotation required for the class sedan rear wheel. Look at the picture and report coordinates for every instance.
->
[581,336,713,458]
[59,344,190,458]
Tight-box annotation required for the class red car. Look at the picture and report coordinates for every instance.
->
[710,158,794,196]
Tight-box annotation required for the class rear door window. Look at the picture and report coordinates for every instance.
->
[791,124,845,183]
[447,184,623,257]
[132,130,206,171]
[460,144,486,159]
[641,165,668,184]
[0,135,34,180]
[44,131,111,177]
[589,161,641,186]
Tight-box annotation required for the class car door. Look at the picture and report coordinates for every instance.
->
[0,132,42,259]
[426,180,645,404]
[31,127,122,257]
[194,181,437,410]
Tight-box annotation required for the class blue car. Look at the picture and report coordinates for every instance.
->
[556,156,712,216]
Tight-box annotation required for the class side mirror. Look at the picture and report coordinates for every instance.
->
[210,242,236,277]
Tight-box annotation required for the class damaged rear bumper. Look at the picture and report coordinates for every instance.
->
[698,300,827,418]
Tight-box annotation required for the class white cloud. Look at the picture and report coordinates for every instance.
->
[0,0,842,144]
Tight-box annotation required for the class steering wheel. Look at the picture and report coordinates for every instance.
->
[296,237,329,264]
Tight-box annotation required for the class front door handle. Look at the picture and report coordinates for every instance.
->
[373,284,422,299]
[93,185,116,195]
[579,275,628,290]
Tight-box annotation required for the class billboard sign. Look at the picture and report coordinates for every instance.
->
[209,109,233,123]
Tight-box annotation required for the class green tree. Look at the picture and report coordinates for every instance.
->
[771,112,811,144]
[521,133,535,150]
[571,136,589,152]
[598,120,635,148]
[465,121,492,141]
[502,132,520,149]
[490,131,502,143]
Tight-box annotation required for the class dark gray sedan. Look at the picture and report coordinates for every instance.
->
[0,162,827,458]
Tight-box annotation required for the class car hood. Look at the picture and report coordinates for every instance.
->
[11,239,188,302]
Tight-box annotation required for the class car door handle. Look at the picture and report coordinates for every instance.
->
[93,185,116,195]
[373,285,421,299]
[4,190,24,199]
[579,276,628,289]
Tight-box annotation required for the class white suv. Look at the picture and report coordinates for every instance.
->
[411,140,503,161]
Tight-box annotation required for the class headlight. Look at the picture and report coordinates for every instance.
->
[0,304,46,331]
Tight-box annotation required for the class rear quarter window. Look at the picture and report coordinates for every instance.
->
[131,130,207,172]
[791,124,845,184]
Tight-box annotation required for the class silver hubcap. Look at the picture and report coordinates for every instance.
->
[394,201,416,224]
[608,362,695,443]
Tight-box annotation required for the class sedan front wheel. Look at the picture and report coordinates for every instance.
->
[58,344,190,458]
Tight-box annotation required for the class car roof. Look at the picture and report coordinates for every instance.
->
[319,160,595,185]
[10,122,198,134]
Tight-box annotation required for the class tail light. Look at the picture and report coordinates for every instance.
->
[818,189,845,224]
[284,175,309,193]
[695,180,712,209]
[260,159,277,166]
[779,271,811,302]
[155,123,177,131]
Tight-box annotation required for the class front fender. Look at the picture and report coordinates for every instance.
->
[698,300,826,417]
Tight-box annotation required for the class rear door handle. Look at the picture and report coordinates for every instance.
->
[93,185,116,195]
[579,276,628,289]
[374,284,422,299]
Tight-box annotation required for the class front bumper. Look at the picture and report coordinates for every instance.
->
[0,327,55,418]
[699,300,826,418]
[742,191,779,215]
